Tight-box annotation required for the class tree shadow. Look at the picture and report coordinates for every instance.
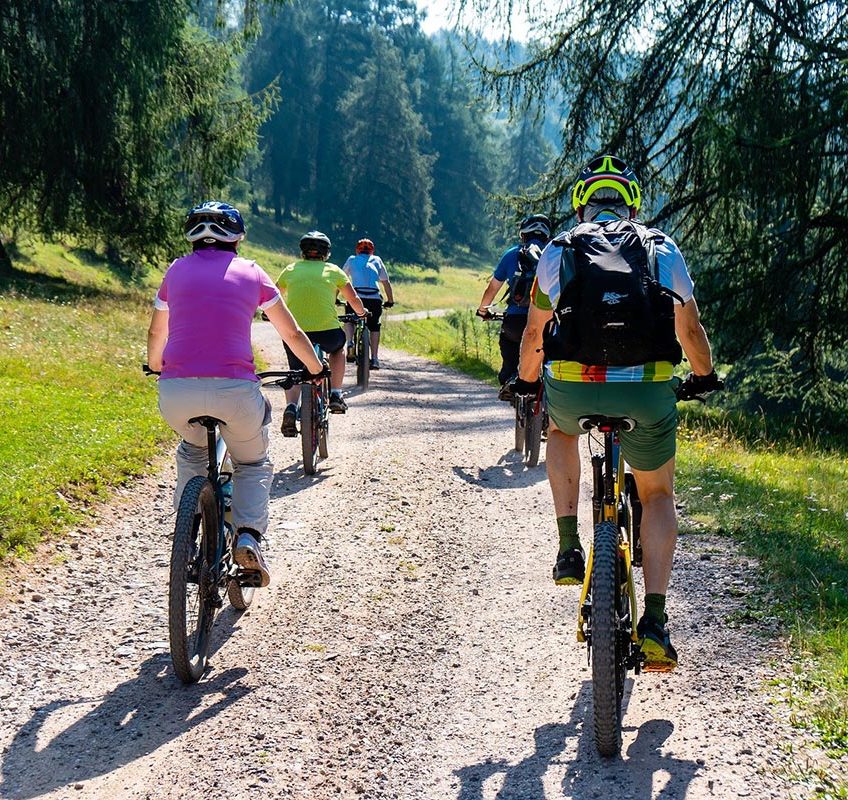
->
[270,461,332,499]
[0,608,253,798]
[452,451,548,490]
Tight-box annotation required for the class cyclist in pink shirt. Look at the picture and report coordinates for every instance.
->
[147,201,322,587]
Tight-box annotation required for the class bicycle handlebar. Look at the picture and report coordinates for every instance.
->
[338,312,370,323]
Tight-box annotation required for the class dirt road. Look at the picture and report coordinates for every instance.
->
[0,328,820,799]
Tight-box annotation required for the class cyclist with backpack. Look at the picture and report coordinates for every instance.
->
[512,156,722,670]
[341,238,395,370]
[276,231,367,435]
[476,214,551,401]
[147,201,325,588]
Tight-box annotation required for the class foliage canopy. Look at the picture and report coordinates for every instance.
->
[469,0,848,423]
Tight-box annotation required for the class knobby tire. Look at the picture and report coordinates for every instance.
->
[514,402,526,453]
[301,384,319,475]
[227,571,255,611]
[524,402,543,467]
[591,520,625,756]
[357,327,370,390]
[318,379,330,459]
[169,476,218,684]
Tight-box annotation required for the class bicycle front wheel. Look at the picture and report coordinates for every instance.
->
[590,520,626,756]
[357,328,370,390]
[169,476,219,684]
[524,405,543,467]
[300,385,319,475]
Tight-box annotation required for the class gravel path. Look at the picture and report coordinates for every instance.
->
[0,325,826,799]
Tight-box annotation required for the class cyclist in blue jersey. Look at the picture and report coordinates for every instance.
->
[477,214,551,401]
[342,238,395,370]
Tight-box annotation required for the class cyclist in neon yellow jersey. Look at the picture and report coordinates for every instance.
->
[513,155,722,670]
[275,231,366,435]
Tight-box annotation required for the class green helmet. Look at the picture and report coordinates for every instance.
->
[571,155,642,213]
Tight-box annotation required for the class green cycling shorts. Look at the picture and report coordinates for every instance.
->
[544,376,679,471]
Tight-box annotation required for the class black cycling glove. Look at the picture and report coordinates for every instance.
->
[676,370,724,401]
[383,301,394,308]
[511,377,541,396]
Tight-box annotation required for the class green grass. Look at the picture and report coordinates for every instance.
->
[1,240,171,557]
[675,411,848,756]
[381,311,501,383]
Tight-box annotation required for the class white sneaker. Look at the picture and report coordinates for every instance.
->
[234,530,271,587]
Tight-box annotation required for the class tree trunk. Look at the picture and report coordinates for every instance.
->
[0,238,16,280]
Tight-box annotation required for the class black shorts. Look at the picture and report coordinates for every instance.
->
[284,328,346,370]
[346,296,383,332]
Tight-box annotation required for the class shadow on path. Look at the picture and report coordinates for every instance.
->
[452,452,547,490]
[456,681,701,799]
[1,612,253,798]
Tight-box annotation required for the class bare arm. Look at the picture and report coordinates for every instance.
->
[380,278,394,304]
[518,303,552,381]
[675,297,714,375]
[146,308,168,372]
[477,276,505,313]
[340,282,367,316]
[263,298,323,374]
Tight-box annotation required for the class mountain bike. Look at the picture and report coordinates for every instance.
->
[515,380,548,467]
[286,348,332,476]
[480,308,538,457]
[575,413,643,756]
[577,379,718,756]
[144,366,302,683]
[339,311,370,390]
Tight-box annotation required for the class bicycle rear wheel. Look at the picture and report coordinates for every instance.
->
[357,327,370,390]
[300,385,319,475]
[169,476,218,684]
[227,577,255,610]
[590,519,626,756]
[514,401,526,452]
[318,383,330,459]
[524,404,543,467]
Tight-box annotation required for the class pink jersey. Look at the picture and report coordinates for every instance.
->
[154,249,280,380]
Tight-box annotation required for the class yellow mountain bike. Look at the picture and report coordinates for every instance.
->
[577,379,714,756]
[575,414,644,757]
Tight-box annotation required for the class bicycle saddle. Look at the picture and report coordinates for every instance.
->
[188,416,227,429]
[578,415,636,432]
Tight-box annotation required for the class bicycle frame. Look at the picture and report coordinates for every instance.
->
[197,421,236,586]
[576,427,639,650]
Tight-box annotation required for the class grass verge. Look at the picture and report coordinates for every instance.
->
[675,407,848,762]
[1,242,171,558]
[381,310,501,384]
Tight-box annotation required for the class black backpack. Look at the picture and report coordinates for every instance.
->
[503,242,542,308]
[542,219,684,366]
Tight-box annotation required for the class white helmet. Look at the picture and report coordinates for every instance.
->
[184,201,245,244]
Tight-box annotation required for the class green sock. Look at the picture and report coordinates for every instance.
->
[644,593,666,624]
[557,516,580,553]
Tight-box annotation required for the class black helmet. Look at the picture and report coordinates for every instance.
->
[519,214,551,241]
[300,230,331,259]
